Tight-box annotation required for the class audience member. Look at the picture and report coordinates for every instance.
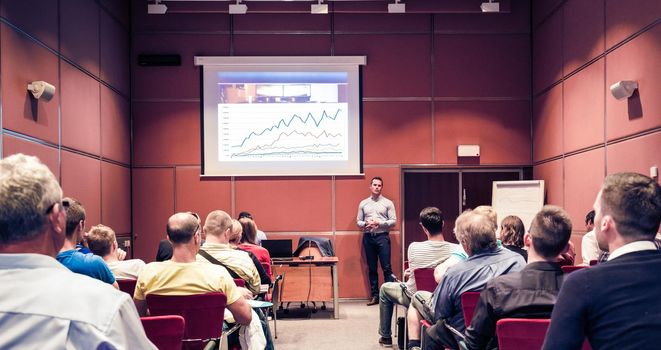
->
[239,211,267,245]
[500,215,528,261]
[198,210,261,295]
[410,210,526,350]
[377,207,458,346]
[155,238,172,261]
[0,154,155,348]
[87,224,145,280]
[230,219,271,284]
[580,210,602,265]
[464,205,572,349]
[239,217,272,269]
[56,197,118,288]
[543,173,661,349]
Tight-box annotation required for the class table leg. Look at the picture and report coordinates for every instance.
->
[332,263,339,319]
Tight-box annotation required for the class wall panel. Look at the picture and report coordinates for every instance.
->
[60,0,100,76]
[562,0,604,74]
[0,0,58,49]
[61,151,102,228]
[100,10,130,95]
[605,0,661,49]
[2,135,60,181]
[61,61,101,155]
[563,149,604,234]
[175,166,232,220]
[100,85,131,164]
[533,85,563,162]
[532,9,562,94]
[101,161,131,234]
[563,58,605,153]
[532,159,563,207]
[233,35,332,56]
[606,132,661,175]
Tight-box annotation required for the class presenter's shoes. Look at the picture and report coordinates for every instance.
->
[378,337,393,347]
[366,296,379,306]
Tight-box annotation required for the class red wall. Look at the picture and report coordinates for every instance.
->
[131,0,531,298]
[0,0,132,245]
[531,1,661,264]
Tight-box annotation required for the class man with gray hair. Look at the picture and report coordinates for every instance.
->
[408,209,526,350]
[0,154,155,349]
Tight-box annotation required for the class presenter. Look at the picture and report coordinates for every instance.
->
[357,176,397,306]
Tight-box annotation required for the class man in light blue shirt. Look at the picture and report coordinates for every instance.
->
[0,154,155,349]
[357,176,397,305]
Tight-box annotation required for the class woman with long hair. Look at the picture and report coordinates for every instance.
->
[500,215,527,261]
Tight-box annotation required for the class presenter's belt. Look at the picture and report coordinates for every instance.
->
[367,231,389,236]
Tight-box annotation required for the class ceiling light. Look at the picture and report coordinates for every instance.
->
[311,0,328,14]
[147,0,167,14]
[481,0,500,12]
[229,0,248,14]
[388,0,405,13]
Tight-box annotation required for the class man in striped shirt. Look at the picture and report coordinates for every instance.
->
[377,207,458,347]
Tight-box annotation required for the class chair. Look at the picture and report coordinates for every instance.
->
[269,274,284,339]
[233,278,246,288]
[496,318,550,350]
[413,268,438,293]
[460,291,481,327]
[117,279,137,295]
[141,315,185,350]
[497,318,593,350]
[146,292,228,350]
[561,265,588,274]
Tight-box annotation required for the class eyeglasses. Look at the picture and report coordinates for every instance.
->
[45,200,70,214]
[188,212,201,232]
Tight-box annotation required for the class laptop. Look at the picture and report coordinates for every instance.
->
[262,239,294,261]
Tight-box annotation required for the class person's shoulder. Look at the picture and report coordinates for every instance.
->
[358,197,371,206]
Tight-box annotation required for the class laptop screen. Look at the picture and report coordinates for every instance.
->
[261,239,293,259]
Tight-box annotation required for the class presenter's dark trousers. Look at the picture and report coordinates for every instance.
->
[364,232,393,297]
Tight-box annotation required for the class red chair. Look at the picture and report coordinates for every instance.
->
[497,318,550,350]
[117,279,137,296]
[460,291,481,327]
[233,278,246,288]
[141,315,185,350]
[561,265,588,274]
[146,292,228,350]
[413,268,438,293]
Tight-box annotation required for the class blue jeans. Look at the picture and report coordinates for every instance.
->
[379,282,411,338]
[364,232,393,296]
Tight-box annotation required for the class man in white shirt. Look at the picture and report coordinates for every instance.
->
[580,210,602,265]
[0,154,155,349]
[87,224,146,279]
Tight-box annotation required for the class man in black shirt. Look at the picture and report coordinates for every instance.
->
[464,205,572,350]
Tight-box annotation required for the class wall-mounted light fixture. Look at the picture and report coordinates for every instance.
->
[481,0,500,12]
[388,0,405,13]
[27,81,56,102]
[148,0,167,14]
[610,80,638,100]
[311,0,328,14]
[229,0,248,14]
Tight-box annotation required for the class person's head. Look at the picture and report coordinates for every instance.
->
[473,205,498,231]
[239,217,257,245]
[500,215,525,248]
[419,207,444,237]
[238,211,253,220]
[86,224,117,258]
[454,210,498,256]
[166,212,201,246]
[370,177,383,196]
[203,210,233,243]
[0,154,65,253]
[63,197,85,242]
[527,206,572,259]
[595,173,661,251]
[585,210,595,231]
[229,219,243,245]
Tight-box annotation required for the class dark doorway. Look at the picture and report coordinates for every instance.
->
[403,170,521,253]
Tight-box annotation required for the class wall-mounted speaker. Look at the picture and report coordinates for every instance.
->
[138,54,182,66]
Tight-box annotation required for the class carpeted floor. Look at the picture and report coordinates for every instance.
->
[270,300,407,350]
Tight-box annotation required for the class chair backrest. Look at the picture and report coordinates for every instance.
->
[413,268,437,293]
[117,279,137,295]
[497,318,550,350]
[141,315,185,350]
[561,265,588,274]
[146,292,227,342]
[233,278,246,288]
[460,291,481,327]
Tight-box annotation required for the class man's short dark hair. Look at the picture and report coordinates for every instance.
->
[529,205,572,259]
[500,215,525,248]
[63,197,85,239]
[166,213,200,244]
[371,176,383,185]
[419,207,443,235]
[600,172,661,240]
[238,211,253,220]
[585,210,595,225]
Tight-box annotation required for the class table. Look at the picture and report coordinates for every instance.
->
[271,256,339,319]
